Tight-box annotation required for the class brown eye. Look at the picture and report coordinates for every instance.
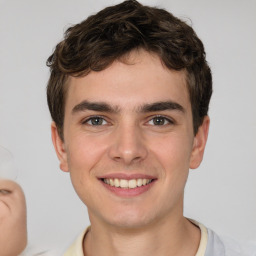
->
[152,116,165,125]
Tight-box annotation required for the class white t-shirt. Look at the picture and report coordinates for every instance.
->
[205,228,256,256]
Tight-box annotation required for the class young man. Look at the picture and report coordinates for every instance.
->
[46,1,252,255]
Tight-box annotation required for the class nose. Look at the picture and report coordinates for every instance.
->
[108,122,148,165]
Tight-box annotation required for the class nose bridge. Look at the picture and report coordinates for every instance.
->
[108,118,148,165]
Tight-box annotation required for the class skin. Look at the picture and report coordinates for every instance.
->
[0,179,27,256]
[52,50,209,256]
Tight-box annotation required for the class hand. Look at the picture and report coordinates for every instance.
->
[0,179,27,256]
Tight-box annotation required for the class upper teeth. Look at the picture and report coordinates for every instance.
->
[103,178,152,188]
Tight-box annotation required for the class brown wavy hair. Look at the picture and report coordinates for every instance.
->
[46,0,212,140]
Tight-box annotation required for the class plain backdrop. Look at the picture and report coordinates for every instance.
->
[0,0,255,253]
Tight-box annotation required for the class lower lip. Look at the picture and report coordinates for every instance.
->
[100,180,156,197]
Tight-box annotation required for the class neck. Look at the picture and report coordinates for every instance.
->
[84,215,201,256]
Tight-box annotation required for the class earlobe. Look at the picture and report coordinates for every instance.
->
[51,122,69,172]
[189,116,210,169]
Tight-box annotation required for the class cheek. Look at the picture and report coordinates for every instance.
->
[153,136,192,203]
[150,133,193,197]
[66,134,108,199]
[67,134,107,171]
[150,132,193,171]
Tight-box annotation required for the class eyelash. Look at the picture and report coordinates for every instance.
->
[147,115,174,126]
[81,116,107,126]
[81,115,174,126]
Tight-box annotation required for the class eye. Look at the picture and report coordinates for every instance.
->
[148,116,173,126]
[83,116,107,126]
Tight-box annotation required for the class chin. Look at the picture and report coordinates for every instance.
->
[104,208,156,230]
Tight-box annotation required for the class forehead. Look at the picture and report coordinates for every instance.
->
[65,50,190,112]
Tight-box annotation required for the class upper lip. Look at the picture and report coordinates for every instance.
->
[97,173,157,180]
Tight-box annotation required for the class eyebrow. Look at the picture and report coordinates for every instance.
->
[72,101,119,114]
[140,101,185,113]
[72,100,185,114]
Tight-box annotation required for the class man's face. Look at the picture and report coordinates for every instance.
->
[52,50,209,228]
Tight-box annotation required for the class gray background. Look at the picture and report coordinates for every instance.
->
[0,0,255,252]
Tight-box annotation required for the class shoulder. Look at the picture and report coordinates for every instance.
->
[206,228,256,256]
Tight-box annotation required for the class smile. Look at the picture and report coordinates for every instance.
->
[103,178,153,189]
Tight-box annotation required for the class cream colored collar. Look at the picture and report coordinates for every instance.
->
[64,221,208,256]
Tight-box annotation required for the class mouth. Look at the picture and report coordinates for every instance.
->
[99,175,157,197]
[102,178,153,189]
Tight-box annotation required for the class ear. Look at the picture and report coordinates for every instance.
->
[51,122,69,172]
[189,116,210,169]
